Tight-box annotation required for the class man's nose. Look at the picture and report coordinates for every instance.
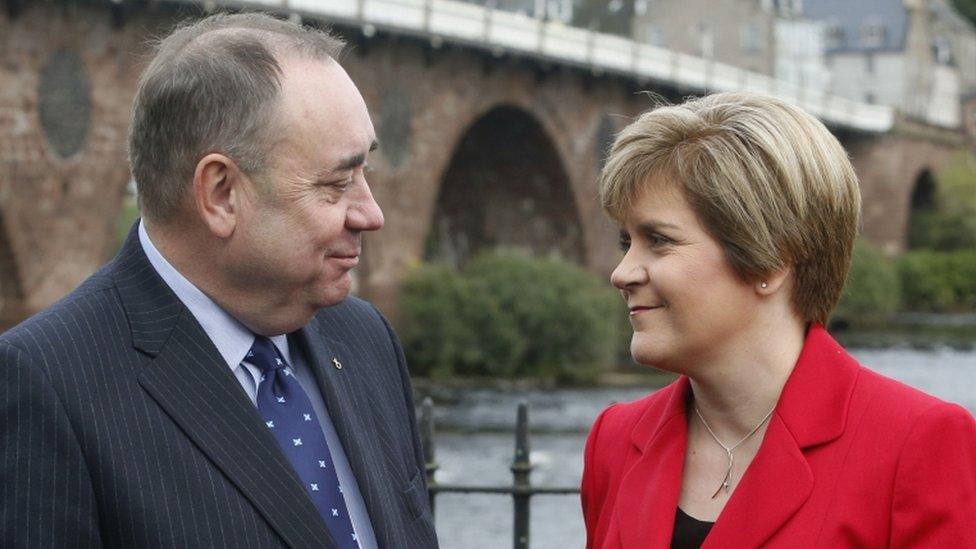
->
[346,181,385,232]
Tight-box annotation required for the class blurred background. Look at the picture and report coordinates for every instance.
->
[1,0,975,547]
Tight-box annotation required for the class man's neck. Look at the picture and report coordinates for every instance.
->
[143,219,311,336]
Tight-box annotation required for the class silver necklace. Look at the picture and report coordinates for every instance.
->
[693,405,775,498]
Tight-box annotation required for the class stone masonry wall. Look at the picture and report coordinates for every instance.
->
[0,1,155,324]
[0,2,961,326]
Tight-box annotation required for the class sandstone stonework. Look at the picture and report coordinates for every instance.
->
[0,2,964,327]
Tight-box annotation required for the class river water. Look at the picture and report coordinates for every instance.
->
[427,347,976,549]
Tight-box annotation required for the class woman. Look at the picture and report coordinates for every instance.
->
[581,92,976,548]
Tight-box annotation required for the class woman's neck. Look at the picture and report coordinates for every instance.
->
[687,317,807,437]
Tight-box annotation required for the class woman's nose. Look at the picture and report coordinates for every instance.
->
[610,252,648,290]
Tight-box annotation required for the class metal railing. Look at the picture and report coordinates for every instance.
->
[419,398,580,549]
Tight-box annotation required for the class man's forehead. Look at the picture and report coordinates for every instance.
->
[273,55,374,161]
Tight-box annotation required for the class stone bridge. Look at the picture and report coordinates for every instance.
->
[0,0,967,325]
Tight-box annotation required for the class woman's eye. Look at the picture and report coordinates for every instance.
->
[618,235,631,251]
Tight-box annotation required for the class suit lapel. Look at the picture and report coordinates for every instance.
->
[616,378,690,549]
[294,324,396,545]
[113,223,335,548]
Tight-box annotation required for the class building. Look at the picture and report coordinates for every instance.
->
[804,0,976,127]
[963,91,976,143]
[774,11,833,94]
[631,0,779,75]
[629,0,832,95]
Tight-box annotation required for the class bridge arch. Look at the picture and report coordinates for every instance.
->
[424,104,586,266]
[906,168,938,249]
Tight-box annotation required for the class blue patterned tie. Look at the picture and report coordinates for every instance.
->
[248,336,359,548]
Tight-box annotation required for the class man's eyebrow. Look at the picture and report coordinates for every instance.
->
[332,140,379,172]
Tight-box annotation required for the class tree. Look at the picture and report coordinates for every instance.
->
[952,0,976,26]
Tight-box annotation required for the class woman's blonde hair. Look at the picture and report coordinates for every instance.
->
[600,92,861,325]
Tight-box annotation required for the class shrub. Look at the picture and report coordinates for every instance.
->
[465,251,621,381]
[834,240,901,325]
[909,151,976,251]
[907,210,976,251]
[397,263,521,379]
[899,249,976,312]
[116,192,140,248]
[398,250,625,383]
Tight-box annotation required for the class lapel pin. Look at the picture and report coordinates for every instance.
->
[332,357,343,370]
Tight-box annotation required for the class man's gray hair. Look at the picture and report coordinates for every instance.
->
[128,12,345,220]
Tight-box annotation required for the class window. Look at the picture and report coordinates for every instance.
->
[859,22,886,49]
[698,22,714,58]
[742,23,761,54]
[647,24,665,47]
[773,0,803,17]
[865,53,874,74]
[826,24,845,50]
[933,36,953,65]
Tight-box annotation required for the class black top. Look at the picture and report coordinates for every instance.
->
[670,507,714,549]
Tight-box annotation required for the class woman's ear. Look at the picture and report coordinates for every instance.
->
[756,265,792,295]
[191,153,242,239]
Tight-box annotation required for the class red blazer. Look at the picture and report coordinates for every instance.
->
[582,325,976,548]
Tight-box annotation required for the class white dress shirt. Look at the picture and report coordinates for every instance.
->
[138,220,377,549]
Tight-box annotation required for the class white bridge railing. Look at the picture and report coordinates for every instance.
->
[197,0,895,133]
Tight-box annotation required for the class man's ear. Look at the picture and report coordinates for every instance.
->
[191,153,243,239]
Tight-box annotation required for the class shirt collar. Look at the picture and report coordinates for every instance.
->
[138,219,292,370]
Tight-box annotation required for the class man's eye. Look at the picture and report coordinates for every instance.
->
[319,178,351,190]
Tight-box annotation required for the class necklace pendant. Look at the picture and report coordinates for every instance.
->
[710,477,733,499]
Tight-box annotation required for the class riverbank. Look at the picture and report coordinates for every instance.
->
[413,319,976,399]
[832,314,976,350]
[414,334,976,438]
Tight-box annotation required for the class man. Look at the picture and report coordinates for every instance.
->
[0,12,437,549]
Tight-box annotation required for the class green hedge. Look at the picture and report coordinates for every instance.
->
[834,240,901,324]
[898,249,976,312]
[909,150,976,251]
[398,251,625,383]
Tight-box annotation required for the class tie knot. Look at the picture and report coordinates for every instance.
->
[247,336,287,374]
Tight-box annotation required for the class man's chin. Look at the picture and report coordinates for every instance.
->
[313,276,353,309]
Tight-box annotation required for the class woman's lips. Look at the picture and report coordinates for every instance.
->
[629,305,662,316]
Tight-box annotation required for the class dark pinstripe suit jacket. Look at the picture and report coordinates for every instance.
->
[0,226,438,549]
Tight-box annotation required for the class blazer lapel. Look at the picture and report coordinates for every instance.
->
[703,413,813,548]
[113,224,335,548]
[704,325,858,547]
[294,324,396,544]
[616,378,690,549]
